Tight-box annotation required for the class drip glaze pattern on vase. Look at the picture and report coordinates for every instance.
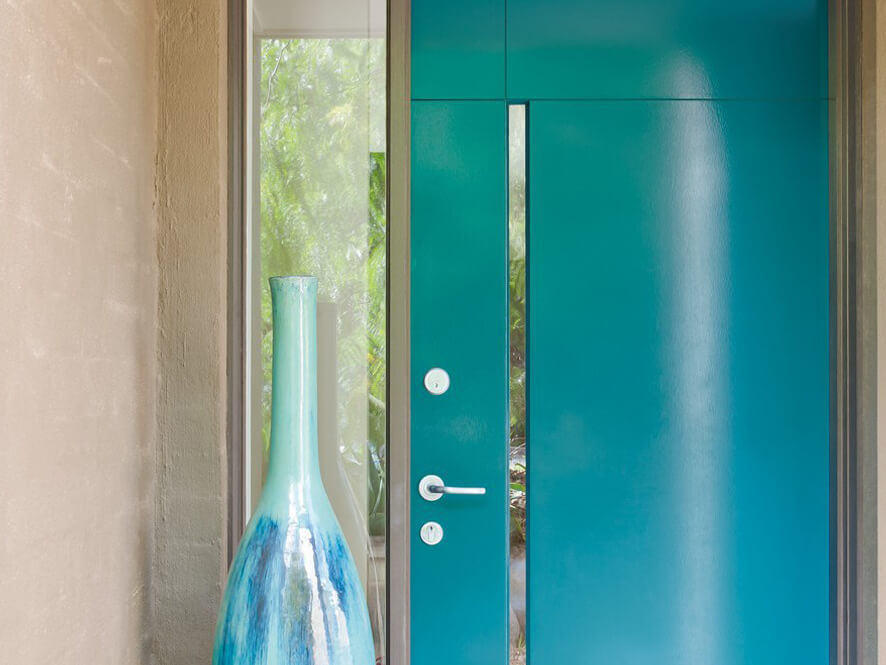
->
[213,276,375,665]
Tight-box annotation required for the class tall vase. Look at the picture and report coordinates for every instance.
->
[213,276,374,665]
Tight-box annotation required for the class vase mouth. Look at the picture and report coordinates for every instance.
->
[269,275,318,285]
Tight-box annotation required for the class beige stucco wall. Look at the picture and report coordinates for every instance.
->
[0,1,158,663]
[879,0,886,661]
[0,1,229,663]
[151,0,228,663]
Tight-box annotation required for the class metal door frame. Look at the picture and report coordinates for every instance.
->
[387,0,411,661]
[228,0,880,663]
[831,1,879,663]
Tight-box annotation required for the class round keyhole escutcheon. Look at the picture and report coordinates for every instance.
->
[420,521,444,546]
[423,367,450,395]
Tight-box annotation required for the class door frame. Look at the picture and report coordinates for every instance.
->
[228,0,880,663]
[831,1,879,663]
[387,0,411,662]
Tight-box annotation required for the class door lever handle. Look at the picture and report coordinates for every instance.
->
[419,474,486,501]
[429,484,487,495]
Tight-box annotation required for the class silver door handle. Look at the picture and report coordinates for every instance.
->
[430,484,487,495]
[419,474,486,501]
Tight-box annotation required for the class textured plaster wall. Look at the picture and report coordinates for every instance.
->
[151,1,228,663]
[0,1,158,663]
[0,0,229,662]
[878,0,886,660]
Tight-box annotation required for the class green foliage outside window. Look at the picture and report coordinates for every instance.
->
[260,38,386,536]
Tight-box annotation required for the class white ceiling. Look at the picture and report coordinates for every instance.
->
[254,0,386,38]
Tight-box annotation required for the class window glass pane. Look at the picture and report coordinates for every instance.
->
[509,103,526,665]
[251,2,386,659]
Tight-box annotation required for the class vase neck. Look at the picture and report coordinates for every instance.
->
[266,277,321,489]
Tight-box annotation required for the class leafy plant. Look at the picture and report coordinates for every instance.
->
[259,38,387,533]
[509,108,527,549]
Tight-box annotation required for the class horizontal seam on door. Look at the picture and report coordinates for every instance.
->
[411,96,834,103]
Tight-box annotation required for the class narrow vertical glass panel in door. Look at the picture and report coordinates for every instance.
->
[508,104,527,665]
[250,0,387,660]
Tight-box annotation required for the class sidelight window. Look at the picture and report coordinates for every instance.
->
[244,0,387,660]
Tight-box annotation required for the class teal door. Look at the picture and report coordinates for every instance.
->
[410,2,829,665]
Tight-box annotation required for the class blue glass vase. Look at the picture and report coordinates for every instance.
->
[213,276,375,665]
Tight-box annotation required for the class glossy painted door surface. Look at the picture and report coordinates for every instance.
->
[507,0,827,99]
[527,100,829,664]
[409,0,829,662]
[411,0,505,99]
[410,101,509,665]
